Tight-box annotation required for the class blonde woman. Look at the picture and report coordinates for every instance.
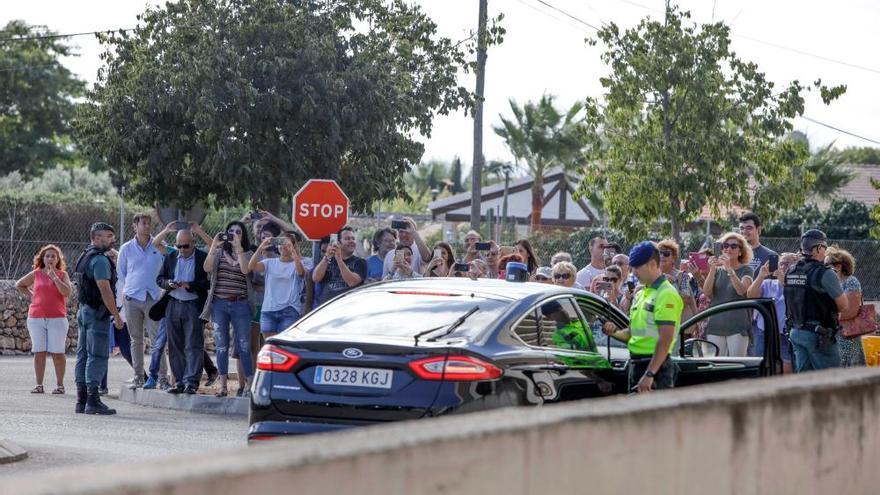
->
[702,233,754,356]
[16,245,72,394]
[551,262,579,289]
[825,247,865,367]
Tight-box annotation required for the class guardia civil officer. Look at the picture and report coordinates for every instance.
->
[603,242,683,392]
[72,222,125,415]
[784,229,848,372]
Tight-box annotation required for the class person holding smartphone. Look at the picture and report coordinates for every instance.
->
[386,244,421,280]
[748,252,797,372]
[313,226,368,304]
[246,233,312,338]
[383,217,431,278]
[423,242,455,277]
[702,232,754,357]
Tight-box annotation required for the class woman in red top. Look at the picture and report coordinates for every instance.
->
[16,245,72,394]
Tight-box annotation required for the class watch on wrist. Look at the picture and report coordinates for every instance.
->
[644,370,656,378]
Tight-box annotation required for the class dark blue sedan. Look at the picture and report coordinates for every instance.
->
[248,278,781,441]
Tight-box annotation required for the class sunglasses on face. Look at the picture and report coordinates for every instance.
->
[535,276,550,281]
[721,243,740,250]
[176,244,191,249]
[659,250,673,257]
[553,273,571,280]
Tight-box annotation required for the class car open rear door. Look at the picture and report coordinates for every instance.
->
[675,298,781,387]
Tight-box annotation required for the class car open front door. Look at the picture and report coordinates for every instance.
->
[675,298,782,387]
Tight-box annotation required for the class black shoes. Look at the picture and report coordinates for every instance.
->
[84,386,116,415]
[167,384,185,394]
[75,384,87,414]
[183,385,198,395]
[204,371,219,387]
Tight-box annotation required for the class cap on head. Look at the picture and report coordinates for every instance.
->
[628,241,658,268]
[535,266,553,279]
[90,222,115,236]
[800,229,828,252]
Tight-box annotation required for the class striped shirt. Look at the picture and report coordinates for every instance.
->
[213,252,249,299]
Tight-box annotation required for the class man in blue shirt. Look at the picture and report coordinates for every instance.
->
[117,213,167,389]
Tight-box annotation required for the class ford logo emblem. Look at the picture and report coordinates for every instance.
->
[342,348,363,359]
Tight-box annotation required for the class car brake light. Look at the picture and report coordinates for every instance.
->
[249,435,276,442]
[409,355,502,381]
[256,345,300,372]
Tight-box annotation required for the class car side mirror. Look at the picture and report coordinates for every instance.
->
[683,338,720,358]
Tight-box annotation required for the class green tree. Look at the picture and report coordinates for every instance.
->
[76,0,474,211]
[0,21,86,177]
[449,157,465,194]
[804,143,856,200]
[493,94,585,231]
[577,6,845,241]
[837,147,880,165]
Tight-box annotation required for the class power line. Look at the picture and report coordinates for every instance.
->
[532,0,601,31]
[513,0,594,34]
[0,28,135,44]
[797,116,880,146]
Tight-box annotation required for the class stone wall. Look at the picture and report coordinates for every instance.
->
[0,280,78,355]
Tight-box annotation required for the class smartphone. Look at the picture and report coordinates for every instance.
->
[394,250,406,264]
[329,233,338,244]
[475,242,491,251]
[453,262,470,272]
[768,254,779,275]
[713,242,723,258]
[174,221,189,230]
[433,248,443,259]
[596,281,612,291]
[249,211,264,220]
[272,237,287,247]
[688,252,709,271]
[626,280,635,293]
[391,220,409,230]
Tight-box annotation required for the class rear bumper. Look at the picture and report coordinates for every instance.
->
[248,420,357,441]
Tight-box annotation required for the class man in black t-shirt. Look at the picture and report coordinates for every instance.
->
[739,212,777,274]
[312,226,367,305]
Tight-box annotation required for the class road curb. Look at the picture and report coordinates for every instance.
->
[0,438,28,465]
[118,387,247,416]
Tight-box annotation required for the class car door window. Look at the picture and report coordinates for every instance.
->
[537,298,596,353]
[511,308,541,346]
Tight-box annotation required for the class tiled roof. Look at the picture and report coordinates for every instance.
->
[834,165,880,206]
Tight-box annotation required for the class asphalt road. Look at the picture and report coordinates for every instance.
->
[0,355,246,476]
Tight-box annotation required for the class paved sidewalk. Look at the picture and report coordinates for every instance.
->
[0,438,27,464]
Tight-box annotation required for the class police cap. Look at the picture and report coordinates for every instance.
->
[800,229,827,252]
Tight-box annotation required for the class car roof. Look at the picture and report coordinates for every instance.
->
[357,277,580,302]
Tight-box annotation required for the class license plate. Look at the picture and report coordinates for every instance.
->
[313,366,393,389]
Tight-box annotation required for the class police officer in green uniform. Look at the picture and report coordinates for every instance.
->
[73,222,125,415]
[603,241,683,393]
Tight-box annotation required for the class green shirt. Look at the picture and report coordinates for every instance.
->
[628,276,683,356]
[89,255,112,281]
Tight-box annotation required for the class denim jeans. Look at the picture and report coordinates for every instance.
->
[75,305,111,387]
[790,328,840,373]
[148,319,168,381]
[212,299,253,377]
[259,306,300,334]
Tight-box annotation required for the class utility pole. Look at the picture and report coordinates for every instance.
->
[470,0,488,232]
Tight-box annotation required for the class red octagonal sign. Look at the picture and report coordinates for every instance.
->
[293,180,350,241]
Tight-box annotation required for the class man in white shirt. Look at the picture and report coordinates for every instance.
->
[382,217,431,278]
[575,235,607,288]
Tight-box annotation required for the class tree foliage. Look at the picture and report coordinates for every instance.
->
[493,94,585,231]
[577,6,845,241]
[837,147,880,165]
[0,21,86,177]
[764,199,871,240]
[76,0,475,210]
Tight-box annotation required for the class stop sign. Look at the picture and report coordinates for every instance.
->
[293,179,350,241]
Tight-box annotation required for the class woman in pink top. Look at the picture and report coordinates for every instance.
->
[16,245,72,394]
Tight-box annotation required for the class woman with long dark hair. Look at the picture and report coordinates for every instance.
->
[203,221,255,397]
[423,242,455,277]
[16,245,72,394]
[514,239,540,274]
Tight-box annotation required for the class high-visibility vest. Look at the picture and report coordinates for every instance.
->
[628,277,683,356]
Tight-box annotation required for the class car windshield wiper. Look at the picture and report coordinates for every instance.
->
[412,305,480,347]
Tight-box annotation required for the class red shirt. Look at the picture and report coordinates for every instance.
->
[29,270,67,318]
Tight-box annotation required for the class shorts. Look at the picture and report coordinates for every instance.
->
[27,317,68,353]
[260,306,301,334]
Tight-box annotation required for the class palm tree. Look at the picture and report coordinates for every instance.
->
[493,95,584,231]
[806,142,856,200]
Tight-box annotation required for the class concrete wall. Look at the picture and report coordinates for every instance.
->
[7,367,880,495]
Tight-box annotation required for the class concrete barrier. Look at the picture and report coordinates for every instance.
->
[7,367,880,495]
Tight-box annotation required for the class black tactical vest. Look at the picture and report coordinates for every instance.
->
[73,246,117,313]
[783,257,837,330]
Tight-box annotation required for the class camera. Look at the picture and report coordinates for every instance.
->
[391,220,409,230]
[218,233,231,242]
[249,211,264,220]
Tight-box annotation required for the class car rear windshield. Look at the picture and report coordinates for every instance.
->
[292,290,512,339]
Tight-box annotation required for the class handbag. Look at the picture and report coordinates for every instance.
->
[839,303,880,339]
[148,291,172,322]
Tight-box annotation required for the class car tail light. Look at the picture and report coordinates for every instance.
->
[256,345,300,372]
[249,435,277,442]
[409,355,502,381]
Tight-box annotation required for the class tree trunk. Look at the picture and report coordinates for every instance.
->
[470,0,488,232]
[530,174,543,233]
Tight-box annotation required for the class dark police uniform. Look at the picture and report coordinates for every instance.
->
[784,256,842,372]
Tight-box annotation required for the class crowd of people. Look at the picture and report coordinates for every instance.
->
[12,210,877,411]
